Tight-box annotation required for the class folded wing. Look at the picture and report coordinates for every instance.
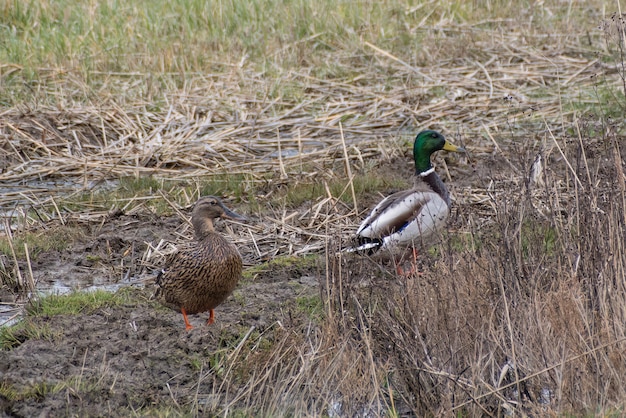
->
[357,188,449,249]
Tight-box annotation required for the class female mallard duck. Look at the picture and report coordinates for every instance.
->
[155,196,245,330]
[352,130,465,255]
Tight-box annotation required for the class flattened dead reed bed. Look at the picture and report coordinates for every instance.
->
[1,36,615,209]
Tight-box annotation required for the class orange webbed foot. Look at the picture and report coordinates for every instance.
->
[206,309,215,326]
[181,307,194,331]
[396,263,423,277]
[395,247,422,277]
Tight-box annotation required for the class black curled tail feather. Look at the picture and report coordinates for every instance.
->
[155,269,165,286]
[153,269,166,300]
[343,238,383,255]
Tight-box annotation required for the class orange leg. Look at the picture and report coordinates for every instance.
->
[396,264,415,277]
[410,247,419,274]
[181,307,193,331]
[206,309,215,325]
[396,247,421,277]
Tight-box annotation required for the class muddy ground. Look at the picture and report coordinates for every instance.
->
[0,205,333,417]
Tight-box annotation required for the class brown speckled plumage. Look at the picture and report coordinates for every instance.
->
[155,196,244,330]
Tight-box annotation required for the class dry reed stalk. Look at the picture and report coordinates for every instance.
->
[158,191,193,228]
[23,243,35,292]
[0,27,611,211]
[339,122,358,215]
[3,220,24,290]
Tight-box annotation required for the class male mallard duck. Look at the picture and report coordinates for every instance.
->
[351,130,465,255]
[155,196,245,330]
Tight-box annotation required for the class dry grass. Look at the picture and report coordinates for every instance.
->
[0,31,615,213]
[189,119,626,416]
[2,0,626,416]
[1,2,620,204]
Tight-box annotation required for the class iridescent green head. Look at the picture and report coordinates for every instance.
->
[412,130,465,174]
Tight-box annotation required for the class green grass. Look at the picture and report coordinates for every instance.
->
[433,230,483,256]
[64,167,407,216]
[0,226,82,260]
[282,171,410,208]
[197,174,265,202]
[117,176,169,196]
[591,86,626,119]
[187,354,205,372]
[25,289,132,317]
[0,381,19,401]
[118,405,193,418]
[23,381,63,401]
[0,380,59,402]
[0,321,57,350]
[566,85,626,119]
[295,295,324,322]
[0,0,604,104]
[1,289,139,350]
[519,220,559,258]
[114,174,260,200]
[0,0,397,73]
[243,254,319,280]
[60,176,174,214]
[61,174,263,215]
[0,375,112,404]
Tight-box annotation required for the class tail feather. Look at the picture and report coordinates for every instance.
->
[153,269,166,301]
[155,269,166,285]
[342,238,383,255]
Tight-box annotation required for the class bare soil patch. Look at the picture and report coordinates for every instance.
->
[0,209,325,417]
